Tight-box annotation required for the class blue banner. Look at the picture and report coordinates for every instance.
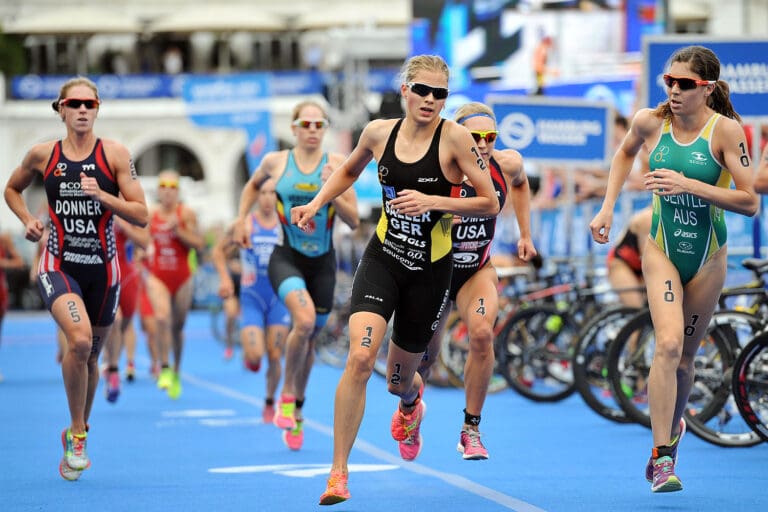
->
[644,37,768,117]
[11,70,401,100]
[182,73,274,173]
[486,96,613,164]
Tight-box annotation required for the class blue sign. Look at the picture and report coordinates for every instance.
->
[486,96,613,164]
[644,37,768,117]
[182,73,274,173]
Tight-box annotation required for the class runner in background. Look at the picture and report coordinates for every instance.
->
[418,101,536,461]
[0,229,26,382]
[101,216,150,401]
[146,170,204,399]
[213,178,290,424]
[233,100,359,451]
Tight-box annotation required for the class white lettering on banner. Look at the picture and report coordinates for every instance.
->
[721,63,768,94]
[536,120,602,146]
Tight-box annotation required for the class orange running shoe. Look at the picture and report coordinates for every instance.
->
[319,470,350,506]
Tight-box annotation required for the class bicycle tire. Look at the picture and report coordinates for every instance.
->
[497,305,578,402]
[732,330,768,442]
[572,305,642,424]
[605,309,758,447]
[684,311,764,447]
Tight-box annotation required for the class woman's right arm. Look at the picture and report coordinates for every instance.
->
[4,143,50,242]
[590,109,653,244]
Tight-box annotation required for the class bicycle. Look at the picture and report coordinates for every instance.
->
[603,258,768,447]
[732,329,768,442]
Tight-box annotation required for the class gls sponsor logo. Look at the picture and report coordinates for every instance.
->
[673,229,697,239]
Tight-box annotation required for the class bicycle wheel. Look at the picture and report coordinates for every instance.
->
[572,305,642,424]
[733,331,768,442]
[497,305,579,402]
[437,314,508,393]
[606,309,752,447]
[685,311,764,447]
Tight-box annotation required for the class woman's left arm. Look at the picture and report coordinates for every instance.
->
[697,119,758,216]
[496,149,537,261]
[93,141,149,226]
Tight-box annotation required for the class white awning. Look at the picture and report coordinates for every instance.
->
[3,7,142,35]
[294,4,410,31]
[148,6,287,33]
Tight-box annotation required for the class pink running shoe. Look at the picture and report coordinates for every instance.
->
[390,399,426,442]
[262,403,275,424]
[392,401,427,461]
[273,395,296,430]
[651,454,682,492]
[105,371,120,403]
[645,418,686,482]
[319,470,350,505]
[282,419,304,451]
[457,428,489,460]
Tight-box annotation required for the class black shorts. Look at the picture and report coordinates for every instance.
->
[267,244,336,320]
[38,269,120,327]
[351,237,452,353]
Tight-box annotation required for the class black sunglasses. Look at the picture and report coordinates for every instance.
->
[662,74,716,91]
[406,82,449,100]
[60,98,100,109]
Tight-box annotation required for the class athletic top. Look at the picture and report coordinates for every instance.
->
[38,139,119,287]
[374,118,458,270]
[648,114,729,284]
[451,155,507,272]
[241,213,281,293]
[274,151,334,257]
[148,204,191,279]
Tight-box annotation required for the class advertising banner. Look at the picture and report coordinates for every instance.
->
[182,73,274,173]
[486,96,613,165]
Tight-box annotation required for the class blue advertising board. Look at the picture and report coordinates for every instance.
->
[182,73,274,173]
[486,96,613,165]
[643,37,768,117]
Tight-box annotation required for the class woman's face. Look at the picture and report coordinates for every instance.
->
[291,105,328,151]
[665,61,713,117]
[59,84,99,134]
[460,114,497,163]
[402,70,448,124]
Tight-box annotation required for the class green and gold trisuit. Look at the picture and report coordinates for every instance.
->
[648,113,730,285]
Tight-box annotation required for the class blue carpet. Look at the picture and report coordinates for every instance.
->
[0,310,765,512]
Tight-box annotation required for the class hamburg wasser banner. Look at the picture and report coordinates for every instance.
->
[486,96,613,165]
